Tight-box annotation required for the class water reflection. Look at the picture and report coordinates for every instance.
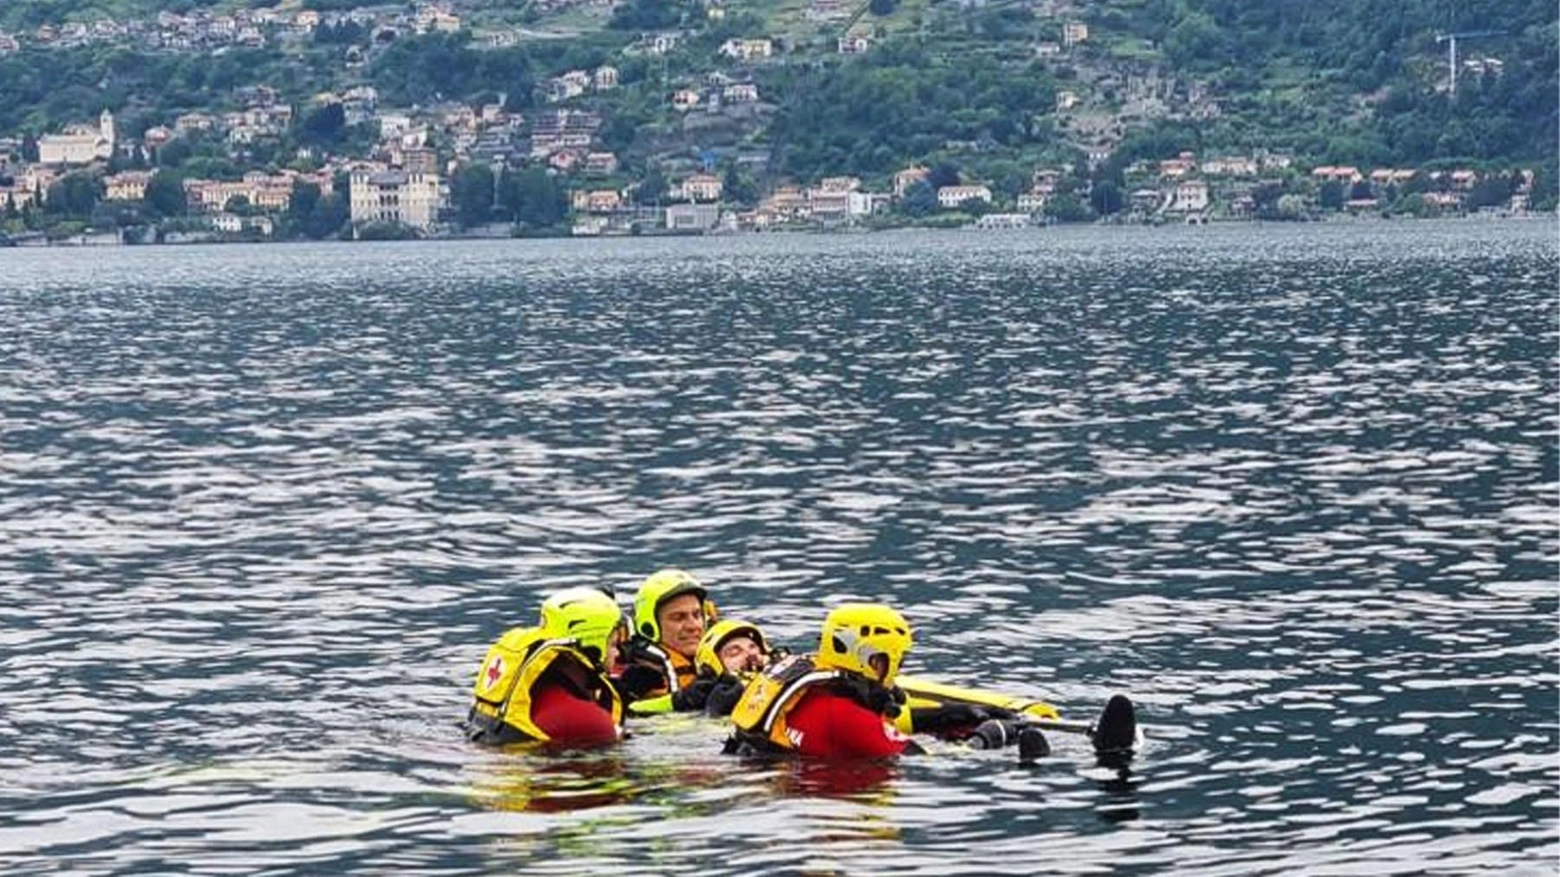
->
[771,758,902,803]
[466,737,906,814]
[1089,761,1143,825]
[468,752,644,814]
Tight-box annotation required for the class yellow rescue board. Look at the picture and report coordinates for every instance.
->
[896,674,1062,729]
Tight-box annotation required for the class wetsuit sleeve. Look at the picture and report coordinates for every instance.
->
[786,690,911,759]
[530,682,621,746]
[628,693,676,715]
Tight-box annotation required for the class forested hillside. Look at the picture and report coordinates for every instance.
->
[0,0,1552,178]
[0,0,1552,243]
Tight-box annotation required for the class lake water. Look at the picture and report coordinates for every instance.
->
[1,221,1555,875]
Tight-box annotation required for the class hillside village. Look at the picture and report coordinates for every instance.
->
[0,1,1550,244]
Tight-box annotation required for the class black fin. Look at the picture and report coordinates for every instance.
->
[1091,694,1137,754]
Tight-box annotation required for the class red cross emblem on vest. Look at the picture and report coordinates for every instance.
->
[484,656,505,689]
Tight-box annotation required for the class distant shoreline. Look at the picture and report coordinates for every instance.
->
[4,210,1549,249]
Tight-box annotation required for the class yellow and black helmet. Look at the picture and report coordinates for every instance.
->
[540,587,627,670]
[694,619,767,677]
[632,568,708,642]
[816,603,911,687]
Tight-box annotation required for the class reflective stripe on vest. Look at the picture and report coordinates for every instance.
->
[630,641,697,694]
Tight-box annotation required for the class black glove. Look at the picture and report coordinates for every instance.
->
[868,682,906,718]
[836,678,905,718]
[911,704,991,735]
[967,718,1023,750]
[616,664,665,702]
[670,676,717,712]
[704,674,747,717]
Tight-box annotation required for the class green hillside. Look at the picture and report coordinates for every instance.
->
[0,0,1553,240]
[0,0,1553,176]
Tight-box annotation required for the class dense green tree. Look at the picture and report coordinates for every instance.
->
[144,170,186,218]
[1390,192,1431,217]
[961,197,991,217]
[288,180,321,226]
[1317,180,1345,210]
[302,193,349,239]
[1163,11,1229,70]
[1531,162,1558,212]
[1466,174,1514,210]
[45,172,102,218]
[764,48,1059,179]
[926,163,961,190]
[297,102,347,148]
[900,180,938,216]
[609,0,696,31]
[314,21,365,45]
[501,167,567,227]
[91,199,144,229]
[369,33,540,108]
[1044,193,1092,223]
[972,6,1034,40]
[984,161,1030,201]
[633,167,666,205]
[599,112,644,154]
[1090,179,1124,216]
[183,156,241,181]
[1274,193,1309,220]
[156,137,193,169]
[722,163,757,207]
[451,163,496,226]
[357,220,419,240]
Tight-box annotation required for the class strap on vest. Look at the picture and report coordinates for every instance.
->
[758,670,842,735]
[624,640,684,694]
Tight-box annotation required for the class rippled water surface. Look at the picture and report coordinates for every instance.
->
[1,222,1556,875]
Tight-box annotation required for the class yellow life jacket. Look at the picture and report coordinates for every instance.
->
[468,625,623,743]
[728,653,844,752]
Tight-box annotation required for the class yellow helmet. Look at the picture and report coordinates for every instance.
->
[540,587,627,670]
[633,568,708,642]
[694,619,768,677]
[816,603,911,686]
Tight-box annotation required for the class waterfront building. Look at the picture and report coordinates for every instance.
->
[937,185,992,209]
[349,168,445,230]
[666,202,720,230]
